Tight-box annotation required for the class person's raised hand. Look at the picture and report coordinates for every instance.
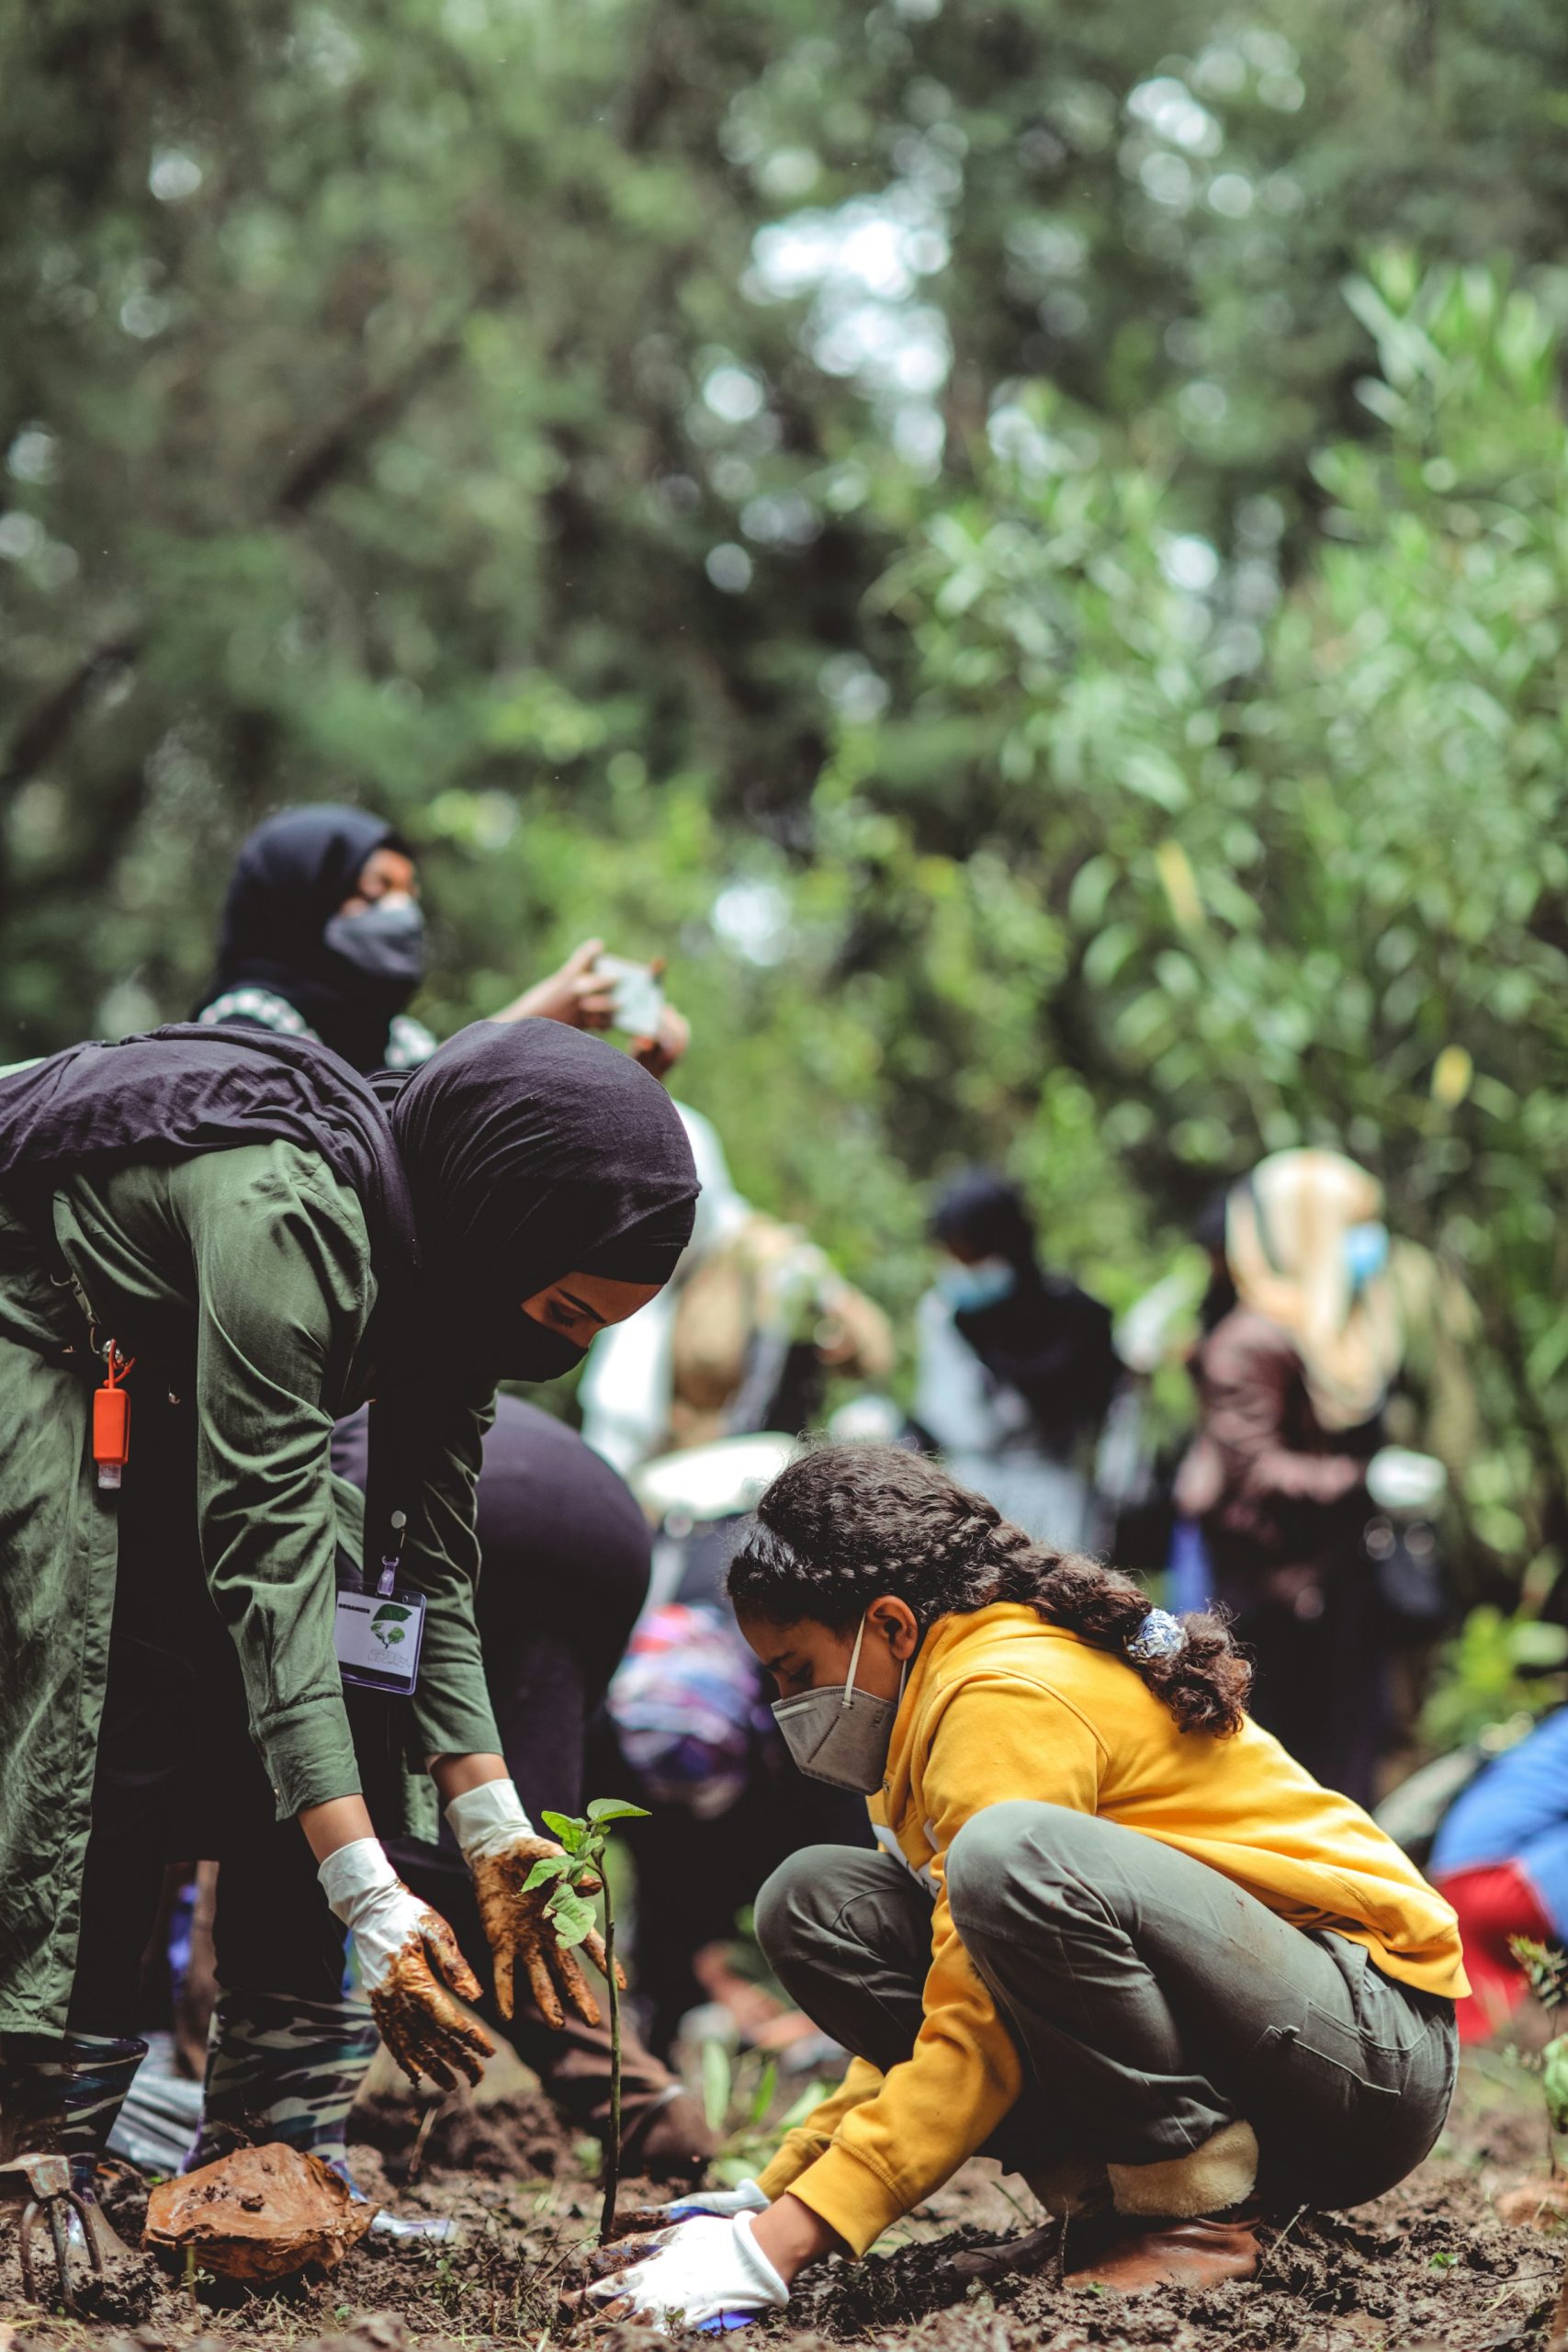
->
[446,1779,620,2029]
[317,1839,494,2090]
[632,1002,690,1080]
[501,939,618,1031]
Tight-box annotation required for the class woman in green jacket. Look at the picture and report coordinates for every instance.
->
[0,1014,697,2246]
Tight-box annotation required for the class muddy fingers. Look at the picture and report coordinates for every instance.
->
[552,1941,604,2028]
[319,1841,496,2091]
[523,1941,568,2030]
[420,1910,485,2007]
[370,1917,494,2090]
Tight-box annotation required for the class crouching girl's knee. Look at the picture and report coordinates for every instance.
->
[754,1844,861,1973]
[945,1800,1094,1935]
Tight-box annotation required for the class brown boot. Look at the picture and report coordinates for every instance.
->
[1067,2211,1260,2291]
[1068,2118,1260,2293]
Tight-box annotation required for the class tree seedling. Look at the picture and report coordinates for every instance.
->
[525,1797,649,2241]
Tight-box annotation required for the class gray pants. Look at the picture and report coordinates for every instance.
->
[757,1802,1458,2212]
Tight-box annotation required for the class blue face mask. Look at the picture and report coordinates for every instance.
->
[1344,1221,1390,1295]
[939,1256,1016,1313]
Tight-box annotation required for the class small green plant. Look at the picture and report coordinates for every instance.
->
[694,2040,830,2188]
[1511,1939,1568,2149]
[525,1796,649,2240]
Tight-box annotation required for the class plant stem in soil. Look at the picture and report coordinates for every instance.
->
[1548,2245,1568,2352]
[599,1876,621,2243]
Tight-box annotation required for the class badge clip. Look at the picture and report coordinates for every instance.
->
[336,1508,424,1694]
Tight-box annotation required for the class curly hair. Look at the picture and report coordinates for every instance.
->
[727,1442,1251,1738]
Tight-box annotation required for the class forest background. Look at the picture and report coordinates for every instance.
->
[8,0,1568,1693]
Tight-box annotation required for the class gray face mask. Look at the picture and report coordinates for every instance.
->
[771,1613,908,1793]
[322,893,426,987]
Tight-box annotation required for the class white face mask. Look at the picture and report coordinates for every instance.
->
[770,1612,908,1793]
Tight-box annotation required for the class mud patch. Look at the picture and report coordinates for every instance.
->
[0,2054,1557,2349]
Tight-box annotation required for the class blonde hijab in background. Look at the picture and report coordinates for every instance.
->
[1226,1149,1404,1431]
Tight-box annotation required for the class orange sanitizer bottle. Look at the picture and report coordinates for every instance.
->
[94,1343,134,1490]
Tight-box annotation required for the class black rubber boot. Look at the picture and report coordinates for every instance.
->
[0,2032,149,2272]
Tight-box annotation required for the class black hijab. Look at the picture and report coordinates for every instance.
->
[932,1170,1116,1439]
[199,805,412,1072]
[389,1018,699,1381]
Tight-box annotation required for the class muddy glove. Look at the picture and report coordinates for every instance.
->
[319,1839,494,2091]
[612,2182,770,2240]
[582,2212,788,2334]
[446,1778,615,2029]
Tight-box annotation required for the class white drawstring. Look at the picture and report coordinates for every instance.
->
[841,1612,869,1708]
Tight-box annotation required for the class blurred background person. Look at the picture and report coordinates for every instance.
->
[1173,1150,1438,1807]
[196,802,689,1079]
[1425,1705,1568,2044]
[581,1107,892,1476]
[913,1170,1117,1552]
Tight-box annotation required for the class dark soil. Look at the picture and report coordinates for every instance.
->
[0,2050,1559,2352]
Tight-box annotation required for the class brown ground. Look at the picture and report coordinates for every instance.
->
[1,2045,1562,2352]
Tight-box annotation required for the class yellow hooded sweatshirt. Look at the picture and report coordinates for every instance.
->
[756,1602,1466,2256]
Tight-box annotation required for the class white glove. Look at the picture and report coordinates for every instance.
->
[318,1838,492,2089]
[446,1775,537,1856]
[654,2182,771,2223]
[584,2212,789,2335]
[614,2180,771,2237]
[1366,1447,1448,1514]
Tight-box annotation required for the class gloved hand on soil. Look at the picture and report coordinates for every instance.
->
[610,2179,770,2239]
[318,1839,495,2090]
[579,2211,789,2334]
[446,1777,620,2029]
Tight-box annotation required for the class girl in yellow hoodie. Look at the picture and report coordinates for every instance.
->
[586,1442,1464,2329]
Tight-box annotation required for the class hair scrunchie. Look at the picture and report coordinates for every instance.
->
[1126,1607,1187,1664]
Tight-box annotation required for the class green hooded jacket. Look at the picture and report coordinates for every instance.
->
[0,1138,502,2036]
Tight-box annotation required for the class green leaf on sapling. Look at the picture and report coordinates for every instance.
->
[549,1889,597,1948]
[586,1798,651,1826]
[523,1856,572,1893]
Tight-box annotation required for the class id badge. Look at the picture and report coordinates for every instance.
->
[334,1586,426,1694]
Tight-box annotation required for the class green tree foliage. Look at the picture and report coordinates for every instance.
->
[819,257,1568,1576]
[7,4,1568,1585]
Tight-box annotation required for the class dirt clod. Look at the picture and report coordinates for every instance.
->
[143,2146,375,2282]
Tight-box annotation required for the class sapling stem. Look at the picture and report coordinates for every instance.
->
[536,1797,649,2246]
[600,1871,622,2244]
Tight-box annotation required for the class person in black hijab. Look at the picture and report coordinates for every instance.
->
[196,803,689,1079]
[0,1016,698,2233]
[913,1170,1117,1551]
[197,806,430,1073]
